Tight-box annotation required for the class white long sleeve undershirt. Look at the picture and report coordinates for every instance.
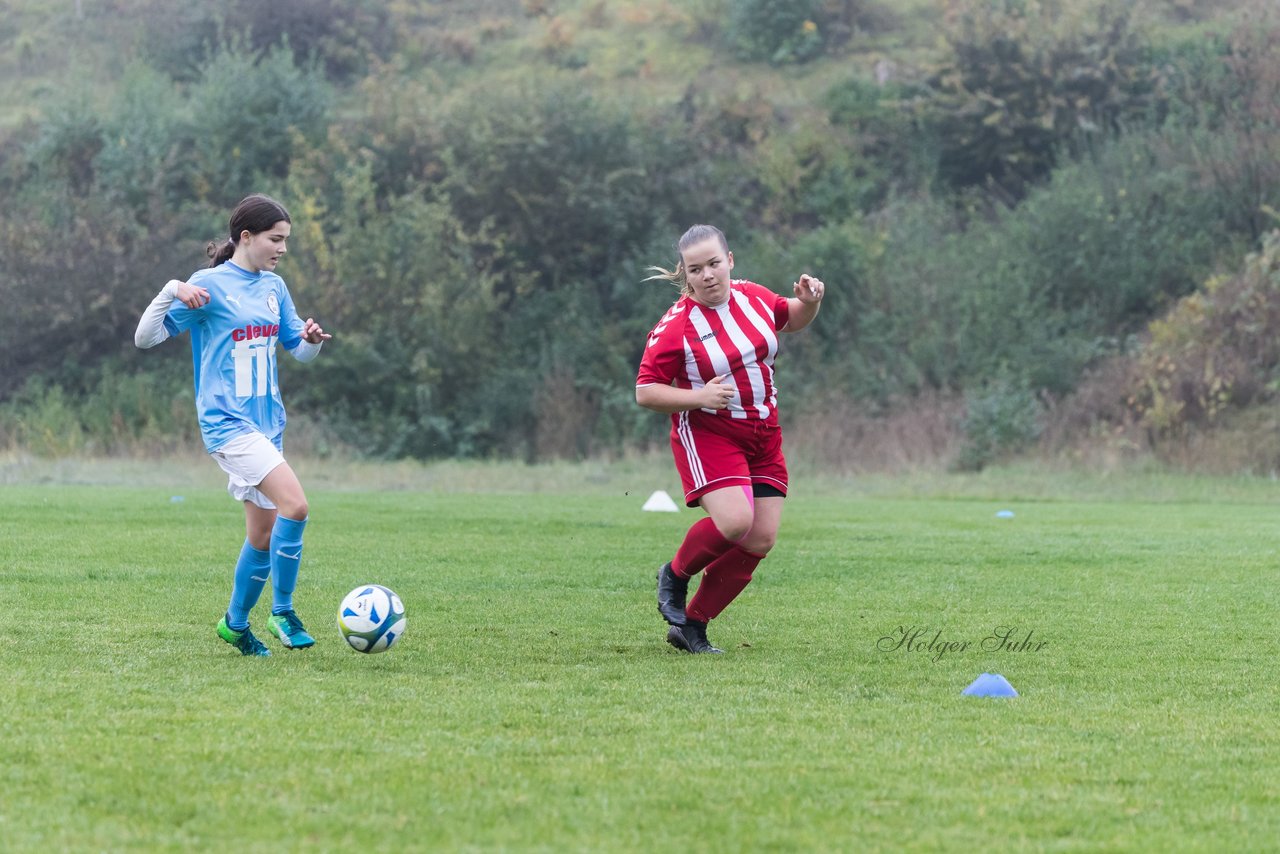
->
[290,339,322,362]
[134,280,181,349]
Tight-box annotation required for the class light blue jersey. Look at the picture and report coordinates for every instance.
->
[164,261,307,452]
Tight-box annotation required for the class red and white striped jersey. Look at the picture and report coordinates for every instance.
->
[637,280,791,424]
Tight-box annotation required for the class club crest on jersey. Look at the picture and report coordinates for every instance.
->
[266,293,279,315]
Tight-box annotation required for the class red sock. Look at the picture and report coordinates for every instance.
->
[686,545,765,623]
[671,517,735,578]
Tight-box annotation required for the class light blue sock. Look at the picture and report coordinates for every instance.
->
[227,540,271,631]
[270,515,307,615]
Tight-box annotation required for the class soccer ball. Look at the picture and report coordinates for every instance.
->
[337,584,406,654]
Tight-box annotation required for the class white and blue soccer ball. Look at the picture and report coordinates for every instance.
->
[337,584,406,654]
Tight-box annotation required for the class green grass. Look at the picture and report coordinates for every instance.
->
[2,469,1279,850]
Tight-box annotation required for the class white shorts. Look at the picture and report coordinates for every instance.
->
[210,432,286,509]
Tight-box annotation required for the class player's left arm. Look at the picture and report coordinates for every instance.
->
[278,283,332,362]
[291,318,331,363]
[781,274,825,333]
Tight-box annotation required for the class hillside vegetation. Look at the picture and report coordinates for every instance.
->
[1,0,1277,471]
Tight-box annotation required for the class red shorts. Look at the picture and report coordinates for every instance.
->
[669,410,789,507]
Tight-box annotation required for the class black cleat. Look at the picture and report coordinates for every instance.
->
[666,619,723,654]
[657,561,689,626]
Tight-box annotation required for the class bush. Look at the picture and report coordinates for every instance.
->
[736,218,876,400]
[93,64,195,217]
[727,0,824,64]
[852,196,1091,398]
[272,154,507,458]
[956,375,1044,471]
[726,0,885,63]
[0,47,329,428]
[140,0,395,81]
[1164,2,1280,239]
[0,362,196,456]
[1044,226,1280,469]
[824,73,937,202]
[1128,228,1280,438]
[0,185,198,402]
[277,112,685,460]
[186,43,331,200]
[929,0,1162,198]
[745,126,1227,415]
[21,91,103,194]
[1003,131,1228,332]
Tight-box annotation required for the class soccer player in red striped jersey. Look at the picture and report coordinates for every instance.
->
[636,224,825,653]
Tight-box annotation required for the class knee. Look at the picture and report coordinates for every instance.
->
[714,512,754,544]
[740,530,777,555]
[279,497,309,522]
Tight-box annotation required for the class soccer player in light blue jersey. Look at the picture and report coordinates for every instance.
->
[135,194,332,657]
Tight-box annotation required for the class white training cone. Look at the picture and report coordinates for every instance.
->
[642,490,680,512]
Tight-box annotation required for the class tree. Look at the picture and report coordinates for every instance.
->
[929,0,1161,199]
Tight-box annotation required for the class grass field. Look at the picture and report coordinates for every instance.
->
[2,462,1279,850]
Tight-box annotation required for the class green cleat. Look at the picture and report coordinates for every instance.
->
[218,616,271,656]
[268,610,316,649]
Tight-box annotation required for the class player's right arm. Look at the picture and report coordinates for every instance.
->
[134,279,209,348]
[636,377,735,414]
[635,303,734,413]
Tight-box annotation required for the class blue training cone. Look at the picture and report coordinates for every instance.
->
[963,673,1018,697]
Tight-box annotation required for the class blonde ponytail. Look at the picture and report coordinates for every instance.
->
[644,262,688,294]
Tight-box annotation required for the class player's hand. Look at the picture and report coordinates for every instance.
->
[700,374,735,410]
[174,281,210,309]
[794,274,825,304]
[302,318,332,344]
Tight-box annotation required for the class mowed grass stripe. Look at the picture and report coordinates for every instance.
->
[0,485,1277,850]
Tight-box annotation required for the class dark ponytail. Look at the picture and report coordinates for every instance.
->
[206,238,237,267]
[206,193,292,267]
